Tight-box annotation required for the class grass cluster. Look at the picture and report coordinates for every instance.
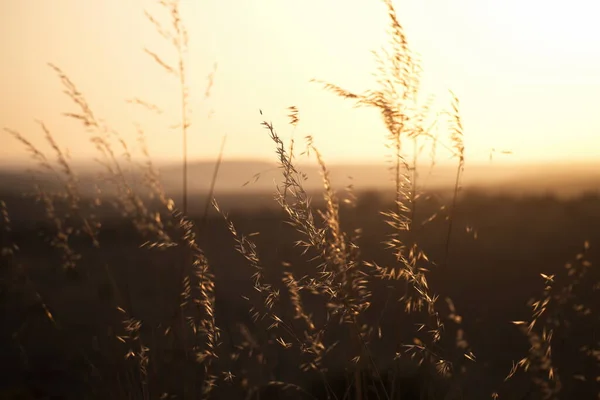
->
[1,1,599,399]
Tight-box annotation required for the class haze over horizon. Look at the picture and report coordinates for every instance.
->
[1,0,599,168]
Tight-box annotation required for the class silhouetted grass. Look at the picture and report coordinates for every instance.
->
[1,0,598,399]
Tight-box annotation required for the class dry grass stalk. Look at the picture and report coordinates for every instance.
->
[4,124,98,270]
[0,200,18,258]
[264,116,396,399]
[47,63,171,243]
[314,0,461,379]
[444,91,466,266]
[504,243,596,398]
[144,0,191,215]
[506,273,561,400]
[167,209,221,397]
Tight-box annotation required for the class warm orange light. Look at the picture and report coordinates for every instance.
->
[1,0,598,168]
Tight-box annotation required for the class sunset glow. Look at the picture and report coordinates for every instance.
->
[1,0,599,166]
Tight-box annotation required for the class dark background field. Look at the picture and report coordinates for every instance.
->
[1,163,599,399]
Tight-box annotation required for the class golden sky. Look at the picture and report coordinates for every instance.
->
[1,0,599,167]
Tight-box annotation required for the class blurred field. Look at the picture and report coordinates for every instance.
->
[1,185,599,399]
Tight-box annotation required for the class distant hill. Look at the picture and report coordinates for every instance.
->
[123,159,600,198]
[1,159,599,200]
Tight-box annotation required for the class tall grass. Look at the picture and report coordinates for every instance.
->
[1,0,598,399]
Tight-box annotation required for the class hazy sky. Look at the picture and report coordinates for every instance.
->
[1,0,599,167]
